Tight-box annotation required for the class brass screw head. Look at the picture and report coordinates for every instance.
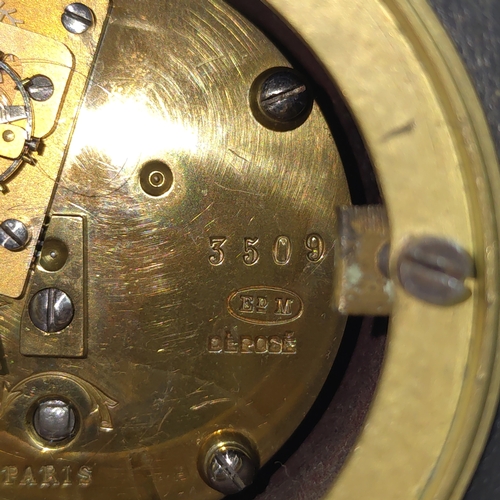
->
[2,130,15,143]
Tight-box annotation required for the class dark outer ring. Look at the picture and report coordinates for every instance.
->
[226,1,500,499]
[225,0,386,498]
[429,1,500,499]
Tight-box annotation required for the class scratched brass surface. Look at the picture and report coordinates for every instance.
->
[334,205,392,316]
[264,0,500,499]
[0,0,110,298]
[0,0,349,497]
[20,215,87,358]
[0,22,72,140]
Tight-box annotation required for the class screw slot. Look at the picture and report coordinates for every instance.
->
[250,67,314,131]
[24,75,54,102]
[0,219,30,252]
[397,237,475,306]
[62,3,95,34]
[199,432,259,495]
[29,288,75,333]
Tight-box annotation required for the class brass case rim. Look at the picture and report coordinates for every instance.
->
[265,0,500,499]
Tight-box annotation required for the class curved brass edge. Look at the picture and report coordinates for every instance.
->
[394,2,500,499]
[265,0,500,499]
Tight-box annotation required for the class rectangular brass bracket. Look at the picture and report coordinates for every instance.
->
[335,205,393,315]
[20,215,87,358]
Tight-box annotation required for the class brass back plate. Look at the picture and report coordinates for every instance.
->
[0,0,350,497]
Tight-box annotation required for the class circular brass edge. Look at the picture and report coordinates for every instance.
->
[264,0,500,499]
[139,159,175,197]
[39,238,70,273]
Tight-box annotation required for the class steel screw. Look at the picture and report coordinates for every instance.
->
[33,399,76,443]
[205,446,257,495]
[61,3,95,34]
[24,75,54,102]
[253,68,313,130]
[397,236,475,306]
[0,219,30,251]
[29,288,75,333]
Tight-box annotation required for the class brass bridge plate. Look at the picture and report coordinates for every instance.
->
[0,0,349,498]
[0,0,110,298]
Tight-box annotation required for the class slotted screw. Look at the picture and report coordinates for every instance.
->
[29,288,75,333]
[253,68,313,130]
[397,236,475,306]
[61,3,94,34]
[204,446,257,495]
[0,219,30,251]
[33,399,76,443]
[24,75,54,102]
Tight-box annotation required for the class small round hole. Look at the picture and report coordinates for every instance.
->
[140,161,174,197]
[40,239,69,272]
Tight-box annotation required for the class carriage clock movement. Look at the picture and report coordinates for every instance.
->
[0,1,498,500]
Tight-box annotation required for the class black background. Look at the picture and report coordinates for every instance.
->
[429,1,500,498]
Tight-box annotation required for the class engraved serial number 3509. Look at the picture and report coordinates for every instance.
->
[209,234,325,266]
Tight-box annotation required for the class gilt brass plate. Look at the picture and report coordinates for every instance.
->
[0,0,349,497]
[0,0,110,299]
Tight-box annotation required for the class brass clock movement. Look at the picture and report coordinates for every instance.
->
[0,1,498,499]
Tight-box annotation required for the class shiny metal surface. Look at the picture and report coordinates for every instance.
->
[24,74,55,102]
[335,206,392,316]
[0,0,349,497]
[264,0,500,499]
[252,67,313,131]
[0,0,109,298]
[28,288,75,333]
[21,215,86,358]
[33,399,77,443]
[61,3,94,34]
[2,0,496,497]
[0,105,27,125]
[0,218,29,251]
[200,431,259,495]
[397,237,475,306]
